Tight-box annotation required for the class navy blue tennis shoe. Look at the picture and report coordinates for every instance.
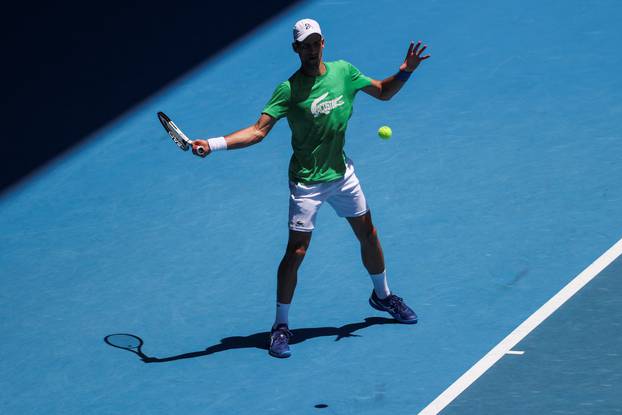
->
[369,291,418,324]
[269,324,292,358]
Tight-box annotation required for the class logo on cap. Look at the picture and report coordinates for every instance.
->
[294,18,322,42]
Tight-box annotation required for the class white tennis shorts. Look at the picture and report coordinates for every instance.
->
[288,158,369,232]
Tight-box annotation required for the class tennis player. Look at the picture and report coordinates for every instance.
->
[192,19,430,358]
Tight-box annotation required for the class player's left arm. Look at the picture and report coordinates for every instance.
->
[362,41,430,101]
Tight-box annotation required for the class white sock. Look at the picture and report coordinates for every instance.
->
[273,302,290,329]
[370,270,390,299]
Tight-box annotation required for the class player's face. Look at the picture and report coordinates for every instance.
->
[293,33,324,67]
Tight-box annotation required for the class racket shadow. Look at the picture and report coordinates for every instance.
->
[105,317,401,363]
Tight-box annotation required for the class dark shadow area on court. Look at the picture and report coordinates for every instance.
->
[1,0,300,195]
[104,317,400,363]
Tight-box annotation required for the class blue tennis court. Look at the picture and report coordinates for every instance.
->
[2,0,621,413]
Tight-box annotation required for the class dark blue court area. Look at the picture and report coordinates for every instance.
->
[444,256,622,414]
[2,1,621,414]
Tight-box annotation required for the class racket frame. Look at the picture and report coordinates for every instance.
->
[157,111,206,155]
[104,333,157,362]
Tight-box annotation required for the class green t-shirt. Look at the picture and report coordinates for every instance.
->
[262,60,372,183]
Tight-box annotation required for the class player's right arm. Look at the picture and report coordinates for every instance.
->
[192,113,277,157]
[192,81,289,157]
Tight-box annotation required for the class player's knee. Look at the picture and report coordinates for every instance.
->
[295,246,307,258]
[287,243,308,259]
[363,226,378,245]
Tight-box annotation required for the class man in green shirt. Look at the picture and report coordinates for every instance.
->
[192,18,430,358]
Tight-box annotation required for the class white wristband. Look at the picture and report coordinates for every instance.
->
[207,136,227,152]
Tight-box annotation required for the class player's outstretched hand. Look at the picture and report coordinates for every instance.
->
[192,140,211,157]
[401,40,430,73]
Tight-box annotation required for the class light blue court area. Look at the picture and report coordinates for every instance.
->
[1,1,622,414]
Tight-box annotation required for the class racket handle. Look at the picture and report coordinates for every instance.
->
[191,141,207,156]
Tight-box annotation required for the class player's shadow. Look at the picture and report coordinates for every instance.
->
[134,317,400,363]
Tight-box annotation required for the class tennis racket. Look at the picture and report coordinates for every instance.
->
[104,333,153,361]
[157,111,207,156]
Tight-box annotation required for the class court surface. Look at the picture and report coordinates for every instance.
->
[2,0,621,413]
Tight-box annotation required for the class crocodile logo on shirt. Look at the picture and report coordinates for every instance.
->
[311,92,344,118]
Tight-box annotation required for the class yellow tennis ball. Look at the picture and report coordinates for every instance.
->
[378,125,392,140]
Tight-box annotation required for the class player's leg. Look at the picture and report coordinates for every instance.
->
[346,211,385,275]
[347,212,417,324]
[347,211,391,300]
[328,158,417,324]
[270,181,324,358]
[326,159,386,284]
[269,230,312,359]
[277,230,312,306]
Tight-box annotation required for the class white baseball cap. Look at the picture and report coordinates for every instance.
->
[293,18,322,42]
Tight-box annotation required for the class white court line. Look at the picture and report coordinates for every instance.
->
[419,237,622,415]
